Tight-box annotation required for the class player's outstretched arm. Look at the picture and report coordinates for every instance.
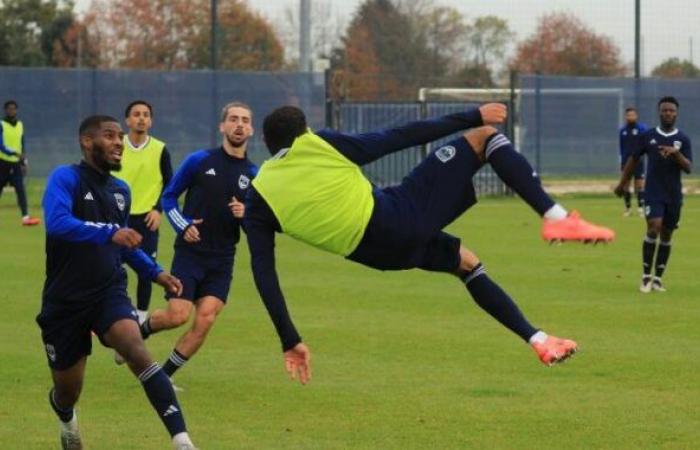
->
[317,104,505,166]
[244,191,305,365]
[43,166,120,243]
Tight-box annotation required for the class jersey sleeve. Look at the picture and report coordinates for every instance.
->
[316,109,483,166]
[153,147,174,212]
[634,132,649,157]
[243,188,301,351]
[162,151,206,234]
[682,136,692,162]
[43,166,120,243]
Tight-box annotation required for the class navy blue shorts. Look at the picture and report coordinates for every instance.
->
[128,214,159,261]
[621,154,645,180]
[645,198,682,230]
[348,136,481,272]
[36,286,138,370]
[168,246,234,302]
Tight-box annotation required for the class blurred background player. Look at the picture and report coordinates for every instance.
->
[0,100,40,226]
[618,107,648,216]
[244,103,615,384]
[138,102,257,389]
[616,96,692,293]
[37,115,197,450]
[113,100,173,323]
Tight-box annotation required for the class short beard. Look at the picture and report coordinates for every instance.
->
[226,134,247,149]
[93,145,121,172]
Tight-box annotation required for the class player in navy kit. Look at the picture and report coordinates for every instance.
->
[37,115,197,449]
[618,107,648,216]
[616,97,692,293]
[139,103,257,386]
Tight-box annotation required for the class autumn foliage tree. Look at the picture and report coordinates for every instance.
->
[83,0,283,70]
[651,58,700,79]
[510,13,626,76]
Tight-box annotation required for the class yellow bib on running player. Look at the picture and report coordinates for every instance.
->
[113,136,165,215]
[253,131,375,256]
[0,120,23,163]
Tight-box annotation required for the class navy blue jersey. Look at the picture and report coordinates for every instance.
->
[636,127,693,202]
[619,122,648,161]
[162,147,257,256]
[42,162,161,305]
[243,110,483,350]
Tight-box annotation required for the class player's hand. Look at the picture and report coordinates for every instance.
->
[479,103,507,125]
[112,228,143,249]
[155,271,183,296]
[144,209,162,231]
[19,155,28,175]
[228,196,245,218]
[183,219,203,243]
[284,342,311,385]
[658,145,678,158]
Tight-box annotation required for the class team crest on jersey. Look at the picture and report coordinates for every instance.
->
[45,344,56,362]
[673,140,682,150]
[650,139,657,145]
[238,174,250,189]
[632,129,638,135]
[435,145,456,163]
[114,193,126,211]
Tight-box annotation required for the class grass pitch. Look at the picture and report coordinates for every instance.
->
[1,180,699,449]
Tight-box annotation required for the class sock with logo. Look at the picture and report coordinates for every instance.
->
[460,263,538,342]
[138,363,187,437]
[484,133,556,216]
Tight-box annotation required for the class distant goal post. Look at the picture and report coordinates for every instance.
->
[418,86,625,152]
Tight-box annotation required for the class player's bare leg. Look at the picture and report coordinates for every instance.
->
[159,296,225,389]
[50,358,86,450]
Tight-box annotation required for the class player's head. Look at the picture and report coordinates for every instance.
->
[125,100,153,134]
[79,115,124,172]
[219,102,254,149]
[262,106,307,155]
[4,100,18,119]
[657,96,679,128]
[624,107,638,125]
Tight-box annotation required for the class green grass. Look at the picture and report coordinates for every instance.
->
[1,181,699,449]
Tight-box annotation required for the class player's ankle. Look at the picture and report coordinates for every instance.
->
[543,204,567,220]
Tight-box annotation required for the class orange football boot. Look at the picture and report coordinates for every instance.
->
[22,216,41,226]
[542,210,615,243]
[532,335,578,366]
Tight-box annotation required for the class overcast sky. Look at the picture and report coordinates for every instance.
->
[75,0,699,75]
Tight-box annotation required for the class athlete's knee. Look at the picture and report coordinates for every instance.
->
[456,246,481,274]
[463,126,498,161]
[166,304,191,327]
[660,229,673,242]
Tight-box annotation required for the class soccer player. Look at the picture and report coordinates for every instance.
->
[138,102,257,386]
[244,104,615,384]
[113,100,173,323]
[0,100,41,225]
[615,96,692,293]
[37,115,198,450]
[618,107,648,216]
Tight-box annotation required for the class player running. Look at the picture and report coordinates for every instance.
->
[37,115,197,449]
[138,102,257,389]
[244,103,615,384]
